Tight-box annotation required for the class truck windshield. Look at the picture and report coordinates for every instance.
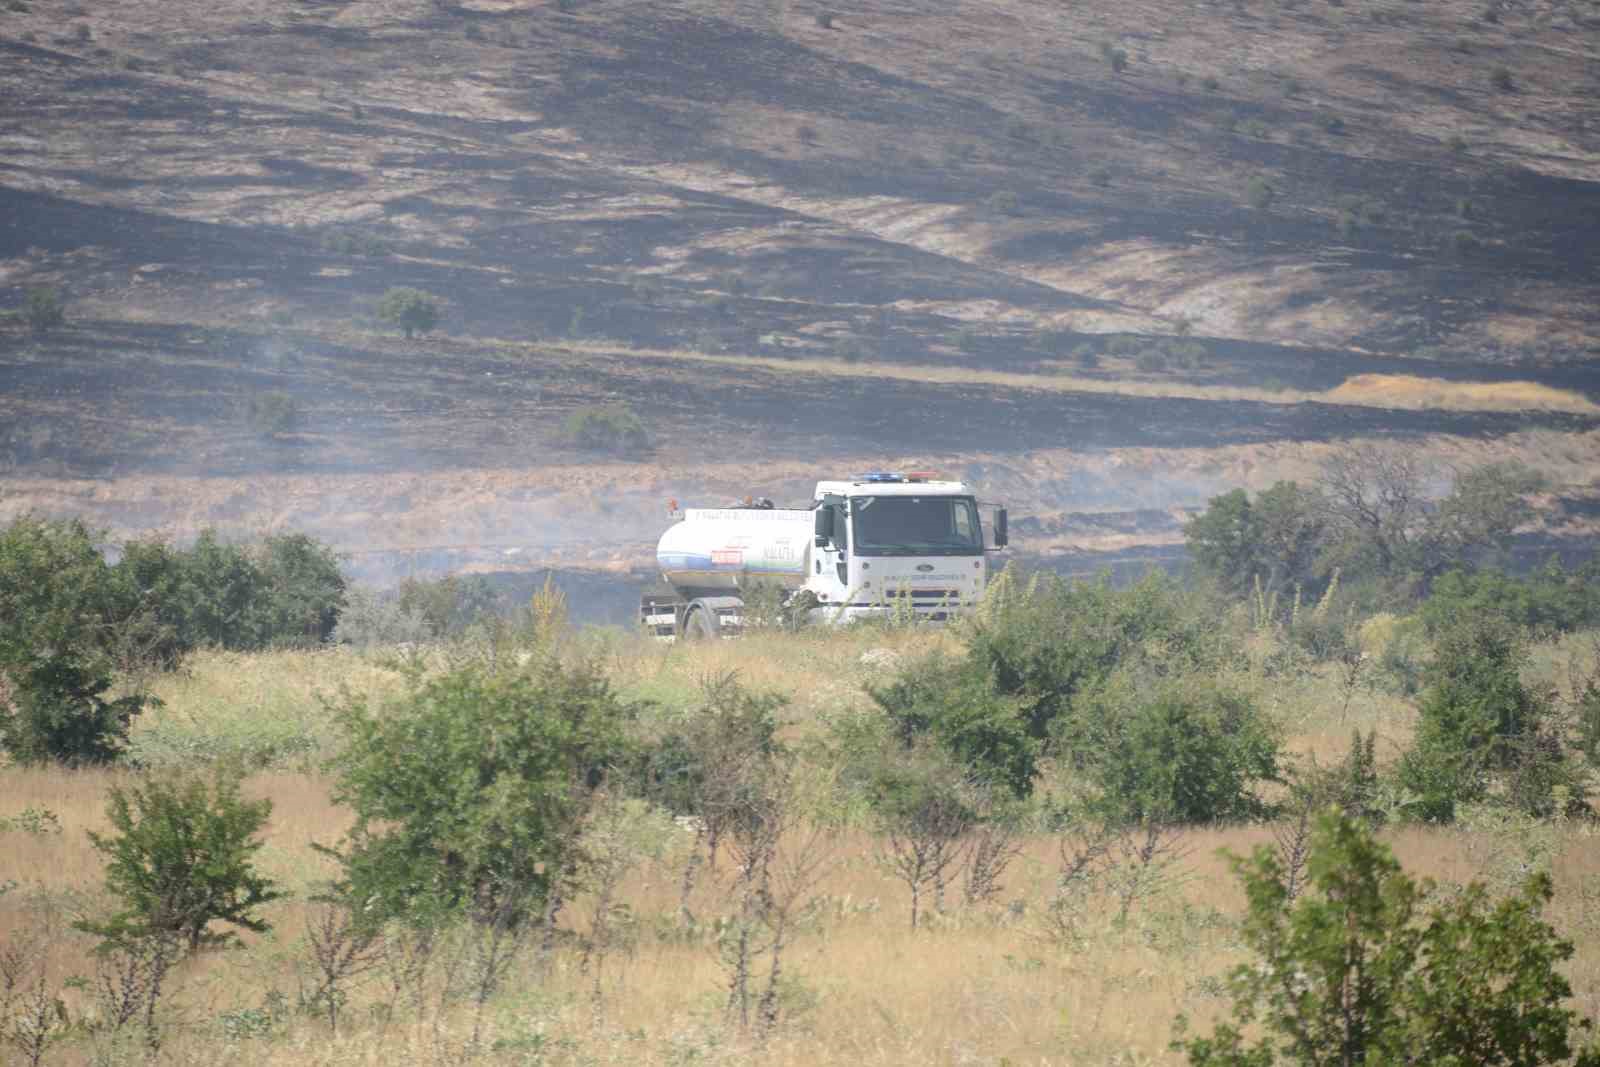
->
[851,496,983,556]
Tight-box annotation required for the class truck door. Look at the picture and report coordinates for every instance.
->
[812,495,851,597]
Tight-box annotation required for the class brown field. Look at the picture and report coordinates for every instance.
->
[4,628,1600,1065]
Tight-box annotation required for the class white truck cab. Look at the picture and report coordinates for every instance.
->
[645,472,1007,638]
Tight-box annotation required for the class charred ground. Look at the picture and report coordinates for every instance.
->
[1,0,1597,581]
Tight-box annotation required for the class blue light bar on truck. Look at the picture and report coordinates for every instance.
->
[855,472,905,483]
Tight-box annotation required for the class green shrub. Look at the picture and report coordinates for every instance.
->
[246,390,299,438]
[375,287,441,338]
[1491,64,1515,92]
[562,405,649,454]
[0,648,146,765]
[1201,75,1220,91]
[254,533,346,646]
[1135,348,1169,373]
[1100,42,1129,72]
[1175,812,1600,1066]
[1064,673,1278,823]
[986,190,1021,215]
[1246,174,1276,209]
[966,570,1228,742]
[869,653,1037,799]
[393,573,501,639]
[1105,334,1143,356]
[77,765,282,951]
[1071,343,1100,369]
[24,286,64,333]
[1421,562,1600,637]
[1088,166,1112,187]
[326,655,637,926]
[815,9,834,28]
[1398,615,1573,821]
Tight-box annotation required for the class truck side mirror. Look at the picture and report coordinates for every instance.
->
[814,506,833,547]
[994,508,1009,548]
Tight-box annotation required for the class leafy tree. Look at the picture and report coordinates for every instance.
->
[1421,560,1600,637]
[1065,673,1279,823]
[1176,811,1600,1066]
[24,286,64,333]
[1398,615,1579,821]
[77,766,282,951]
[966,571,1223,741]
[394,573,501,639]
[325,655,636,926]
[245,390,299,438]
[1317,446,1542,591]
[869,653,1037,799]
[0,648,145,765]
[255,533,346,646]
[562,405,650,454]
[1184,482,1327,597]
[0,515,147,763]
[375,287,442,338]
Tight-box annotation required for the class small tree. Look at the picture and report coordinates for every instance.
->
[246,391,299,439]
[1175,811,1600,1066]
[0,650,145,765]
[23,288,64,334]
[375,287,441,338]
[325,654,636,927]
[78,766,283,951]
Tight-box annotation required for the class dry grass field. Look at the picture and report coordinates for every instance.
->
[5,625,1600,1066]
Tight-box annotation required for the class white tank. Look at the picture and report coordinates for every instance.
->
[656,508,813,595]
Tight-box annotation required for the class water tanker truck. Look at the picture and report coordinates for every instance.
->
[641,473,1007,638]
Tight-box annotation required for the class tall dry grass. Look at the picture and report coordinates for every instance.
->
[3,627,1599,1065]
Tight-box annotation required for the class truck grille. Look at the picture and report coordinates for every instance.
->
[881,588,961,601]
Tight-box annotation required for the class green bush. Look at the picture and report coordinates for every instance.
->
[966,570,1228,742]
[1491,64,1515,92]
[869,653,1038,799]
[1099,42,1129,72]
[375,287,442,338]
[326,655,637,925]
[0,648,146,766]
[562,405,649,455]
[1184,483,1327,598]
[1176,812,1600,1066]
[393,573,501,639]
[1246,175,1276,209]
[1064,673,1278,823]
[24,286,64,333]
[254,533,346,646]
[246,390,299,438]
[986,190,1022,216]
[77,765,282,950]
[1421,562,1600,637]
[1398,615,1577,821]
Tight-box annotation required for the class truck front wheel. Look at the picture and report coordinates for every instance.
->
[682,603,720,641]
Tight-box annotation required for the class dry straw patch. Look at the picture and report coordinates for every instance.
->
[4,629,1600,1064]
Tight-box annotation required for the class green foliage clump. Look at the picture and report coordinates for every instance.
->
[326,654,637,925]
[967,570,1227,740]
[1185,483,1326,598]
[562,405,650,455]
[1176,812,1600,1066]
[1421,560,1600,637]
[375,287,442,338]
[1399,615,1583,822]
[986,190,1021,216]
[77,765,282,951]
[1099,42,1129,72]
[869,653,1037,799]
[1491,64,1515,92]
[1246,174,1276,209]
[24,286,65,333]
[393,573,501,639]
[1068,675,1278,823]
[245,390,299,438]
[0,515,147,764]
